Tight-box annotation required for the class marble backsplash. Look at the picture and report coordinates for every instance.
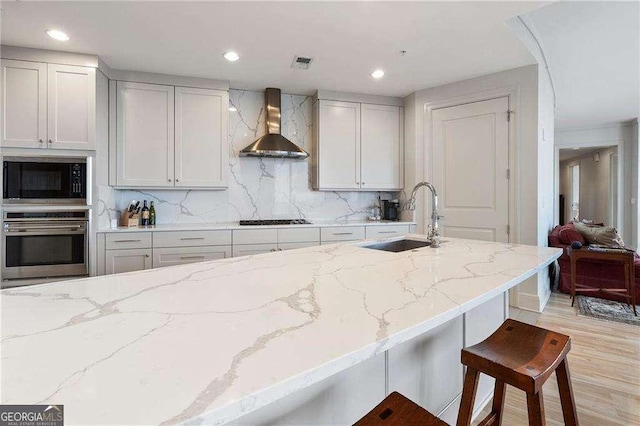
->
[97,90,385,229]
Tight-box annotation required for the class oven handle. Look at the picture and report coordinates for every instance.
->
[4,223,86,232]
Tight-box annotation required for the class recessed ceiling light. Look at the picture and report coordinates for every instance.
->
[229,106,237,112]
[371,69,385,79]
[46,29,70,41]
[223,51,240,62]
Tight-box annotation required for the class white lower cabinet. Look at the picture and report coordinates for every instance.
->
[153,246,232,268]
[232,243,278,258]
[278,241,318,251]
[365,225,410,239]
[105,249,152,274]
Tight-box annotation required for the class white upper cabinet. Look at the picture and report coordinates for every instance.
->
[116,81,175,187]
[1,59,96,150]
[174,87,228,188]
[360,104,403,190]
[1,60,47,148]
[115,82,228,189]
[315,100,361,189]
[47,64,96,150]
[313,99,403,191]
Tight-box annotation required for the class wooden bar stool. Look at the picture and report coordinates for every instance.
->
[355,319,578,426]
[354,391,448,426]
[457,319,578,426]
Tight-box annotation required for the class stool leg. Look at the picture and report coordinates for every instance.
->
[456,367,480,426]
[477,379,506,426]
[556,359,579,425]
[526,390,546,426]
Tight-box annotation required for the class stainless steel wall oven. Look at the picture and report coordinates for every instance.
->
[2,210,89,281]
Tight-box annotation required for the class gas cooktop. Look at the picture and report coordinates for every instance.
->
[239,219,312,226]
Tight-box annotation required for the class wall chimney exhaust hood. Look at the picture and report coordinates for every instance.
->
[239,88,309,159]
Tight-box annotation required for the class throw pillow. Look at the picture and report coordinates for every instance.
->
[574,222,625,248]
[558,225,585,245]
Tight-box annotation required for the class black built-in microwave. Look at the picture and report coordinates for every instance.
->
[3,157,86,204]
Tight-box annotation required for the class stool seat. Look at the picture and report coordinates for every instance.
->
[354,391,448,426]
[461,319,571,394]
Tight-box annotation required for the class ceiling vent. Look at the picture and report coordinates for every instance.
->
[291,55,314,70]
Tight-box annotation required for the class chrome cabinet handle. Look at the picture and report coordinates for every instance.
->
[180,237,205,241]
[278,248,283,251]
[48,139,53,144]
[113,239,142,243]
[39,139,44,144]
[168,178,172,182]
[333,232,353,235]
[176,179,180,182]
[180,255,205,260]
[378,231,398,234]
[145,254,150,258]
[270,248,277,252]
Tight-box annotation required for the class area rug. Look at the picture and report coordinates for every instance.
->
[575,295,640,326]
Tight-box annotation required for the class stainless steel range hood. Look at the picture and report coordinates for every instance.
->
[239,88,309,159]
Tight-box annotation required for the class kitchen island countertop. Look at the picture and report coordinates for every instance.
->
[0,236,561,425]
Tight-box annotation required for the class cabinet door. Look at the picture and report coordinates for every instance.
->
[232,243,278,258]
[1,60,47,148]
[152,246,232,268]
[361,104,402,190]
[316,100,361,189]
[105,248,152,274]
[116,81,174,187]
[47,64,96,150]
[174,87,228,188]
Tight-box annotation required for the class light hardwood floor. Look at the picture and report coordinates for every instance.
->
[475,293,640,425]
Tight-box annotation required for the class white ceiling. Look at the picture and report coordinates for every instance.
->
[525,1,640,129]
[0,1,548,97]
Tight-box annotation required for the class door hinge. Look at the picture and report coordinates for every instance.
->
[507,224,511,235]
[506,169,511,180]
[507,110,515,122]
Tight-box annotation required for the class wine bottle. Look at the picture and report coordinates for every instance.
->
[149,201,156,226]
[141,200,150,226]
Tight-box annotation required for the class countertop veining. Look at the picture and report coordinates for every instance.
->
[0,236,561,425]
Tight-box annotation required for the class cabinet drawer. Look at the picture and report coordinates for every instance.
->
[278,227,320,243]
[153,246,232,268]
[233,243,278,258]
[366,225,410,239]
[321,226,365,242]
[153,230,232,248]
[105,232,151,250]
[233,229,278,245]
[279,241,319,251]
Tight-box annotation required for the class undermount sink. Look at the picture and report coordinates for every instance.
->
[361,239,431,253]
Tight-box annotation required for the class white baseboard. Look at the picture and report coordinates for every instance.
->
[518,291,545,313]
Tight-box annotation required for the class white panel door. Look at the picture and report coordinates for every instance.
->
[105,249,152,274]
[317,100,361,189]
[174,87,228,188]
[432,97,510,242]
[1,59,47,148]
[116,81,174,187]
[47,64,96,150]
[361,104,403,190]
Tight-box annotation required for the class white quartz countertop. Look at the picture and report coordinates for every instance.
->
[0,236,561,425]
[96,220,416,233]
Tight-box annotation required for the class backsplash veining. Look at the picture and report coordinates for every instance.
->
[97,90,381,228]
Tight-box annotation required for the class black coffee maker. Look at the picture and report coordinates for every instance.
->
[381,200,400,221]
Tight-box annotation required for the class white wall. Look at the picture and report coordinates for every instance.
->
[555,121,638,248]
